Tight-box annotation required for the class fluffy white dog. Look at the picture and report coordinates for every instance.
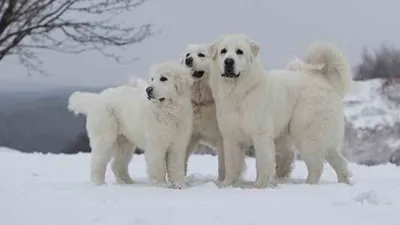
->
[180,44,296,182]
[208,34,352,188]
[179,44,227,181]
[68,61,194,189]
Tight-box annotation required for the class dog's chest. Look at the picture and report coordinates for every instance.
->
[192,103,220,141]
[215,98,250,140]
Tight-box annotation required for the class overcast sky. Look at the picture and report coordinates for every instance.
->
[1,0,399,89]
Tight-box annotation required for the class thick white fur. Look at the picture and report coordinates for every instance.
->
[68,61,194,189]
[209,34,352,188]
[180,44,295,181]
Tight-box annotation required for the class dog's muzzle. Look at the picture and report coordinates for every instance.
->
[185,57,193,67]
[146,86,154,100]
[146,86,165,102]
[222,58,239,78]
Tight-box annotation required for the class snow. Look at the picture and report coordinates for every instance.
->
[1,150,399,225]
[344,79,400,130]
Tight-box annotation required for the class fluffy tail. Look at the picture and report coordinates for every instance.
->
[68,91,99,116]
[287,42,352,98]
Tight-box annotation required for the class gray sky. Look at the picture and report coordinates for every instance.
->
[1,0,399,89]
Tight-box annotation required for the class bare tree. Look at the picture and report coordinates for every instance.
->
[0,0,153,75]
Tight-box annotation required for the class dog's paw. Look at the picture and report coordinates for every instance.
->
[91,178,106,186]
[116,176,134,185]
[170,181,188,190]
[217,179,235,188]
[151,180,169,188]
[253,178,276,189]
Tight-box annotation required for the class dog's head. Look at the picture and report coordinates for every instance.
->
[180,44,213,81]
[208,34,260,79]
[146,61,193,103]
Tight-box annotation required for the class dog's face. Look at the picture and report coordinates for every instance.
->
[146,61,193,102]
[180,44,213,80]
[209,34,260,78]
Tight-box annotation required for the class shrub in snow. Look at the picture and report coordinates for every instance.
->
[389,148,400,166]
[354,44,400,81]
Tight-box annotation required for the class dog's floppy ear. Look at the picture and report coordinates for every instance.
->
[174,67,193,96]
[208,35,227,60]
[208,43,218,60]
[178,52,186,65]
[249,40,260,58]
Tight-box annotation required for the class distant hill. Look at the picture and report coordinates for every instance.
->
[0,85,105,153]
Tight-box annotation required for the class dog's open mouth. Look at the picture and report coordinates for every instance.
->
[148,95,165,102]
[221,72,240,78]
[192,71,205,78]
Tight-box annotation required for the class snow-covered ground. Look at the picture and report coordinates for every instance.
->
[1,148,399,225]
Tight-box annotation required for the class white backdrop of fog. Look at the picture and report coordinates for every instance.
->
[0,0,399,89]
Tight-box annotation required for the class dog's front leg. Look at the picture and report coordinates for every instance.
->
[215,141,225,182]
[252,134,276,189]
[184,135,199,176]
[145,142,168,188]
[220,139,241,187]
[167,141,188,189]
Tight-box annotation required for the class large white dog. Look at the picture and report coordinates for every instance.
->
[208,34,352,188]
[180,44,296,182]
[68,61,194,188]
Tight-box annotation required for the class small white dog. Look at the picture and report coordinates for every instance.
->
[180,44,296,182]
[208,34,352,188]
[68,61,194,188]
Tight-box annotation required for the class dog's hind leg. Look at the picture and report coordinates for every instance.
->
[292,134,324,184]
[86,108,118,185]
[111,135,135,184]
[275,135,295,180]
[325,144,352,184]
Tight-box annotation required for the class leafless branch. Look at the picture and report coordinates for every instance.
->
[0,0,153,75]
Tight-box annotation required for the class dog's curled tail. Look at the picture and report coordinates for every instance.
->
[288,42,352,98]
[68,91,99,116]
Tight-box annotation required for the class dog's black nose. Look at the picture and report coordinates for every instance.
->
[224,58,234,67]
[146,86,153,95]
[185,57,193,67]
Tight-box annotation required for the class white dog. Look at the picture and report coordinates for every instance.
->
[179,44,227,181]
[68,61,194,188]
[208,34,352,188]
[180,44,296,182]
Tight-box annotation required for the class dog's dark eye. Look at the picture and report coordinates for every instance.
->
[185,53,190,57]
[220,48,227,54]
[151,78,154,81]
[160,76,168,82]
[236,49,243,55]
[198,53,205,58]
